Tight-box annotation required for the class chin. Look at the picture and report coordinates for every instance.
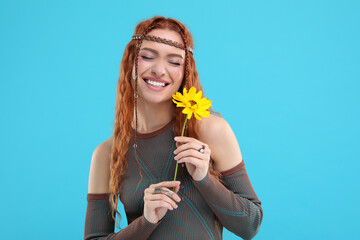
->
[140,95,170,105]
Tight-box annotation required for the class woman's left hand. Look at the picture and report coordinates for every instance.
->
[173,136,210,181]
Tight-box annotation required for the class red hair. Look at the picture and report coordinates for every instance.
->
[109,16,222,228]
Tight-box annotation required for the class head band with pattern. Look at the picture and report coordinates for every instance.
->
[132,34,194,55]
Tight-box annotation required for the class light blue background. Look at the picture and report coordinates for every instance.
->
[1,0,359,239]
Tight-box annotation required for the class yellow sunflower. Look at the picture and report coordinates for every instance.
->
[172,87,212,120]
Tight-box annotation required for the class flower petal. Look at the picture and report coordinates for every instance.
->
[173,100,186,107]
[173,92,183,102]
[194,90,202,101]
[190,104,198,110]
[194,112,202,120]
[182,108,191,114]
[187,112,193,119]
[188,87,197,99]
[197,110,210,117]
[174,86,212,120]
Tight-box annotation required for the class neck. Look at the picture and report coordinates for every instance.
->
[132,98,175,134]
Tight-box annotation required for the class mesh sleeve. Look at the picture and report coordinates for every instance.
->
[191,160,263,240]
[84,193,160,240]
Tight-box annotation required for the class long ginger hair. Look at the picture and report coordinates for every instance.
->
[109,16,222,228]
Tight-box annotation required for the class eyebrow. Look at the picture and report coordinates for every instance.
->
[140,47,184,59]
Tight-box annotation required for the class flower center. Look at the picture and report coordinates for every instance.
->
[189,100,197,106]
[187,100,198,110]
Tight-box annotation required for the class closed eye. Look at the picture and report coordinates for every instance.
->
[141,56,153,60]
[169,62,181,66]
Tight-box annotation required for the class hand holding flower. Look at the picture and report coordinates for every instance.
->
[173,136,210,181]
[172,87,212,185]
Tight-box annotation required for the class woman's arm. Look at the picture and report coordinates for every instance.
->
[191,160,263,240]
[84,193,161,240]
[195,116,263,240]
[84,140,161,240]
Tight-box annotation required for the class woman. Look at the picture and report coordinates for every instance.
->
[84,16,263,240]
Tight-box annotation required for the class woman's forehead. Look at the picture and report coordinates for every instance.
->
[141,29,185,57]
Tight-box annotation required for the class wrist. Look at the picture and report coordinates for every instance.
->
[192,169,209,182]
[143,215,161,225]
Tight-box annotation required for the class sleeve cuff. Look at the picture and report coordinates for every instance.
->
[190,169,231,205]
[191,171,213,189]
[191,169,211,186]
[142,215,163,226]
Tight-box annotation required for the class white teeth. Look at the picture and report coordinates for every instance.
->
[145,79,166,87]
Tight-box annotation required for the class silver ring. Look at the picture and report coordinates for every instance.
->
[199,145,205,153]
[154,187,174,197]
[154,187,162,194]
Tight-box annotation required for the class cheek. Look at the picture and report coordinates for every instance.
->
[172,66,184,82]
[138,58,150,71]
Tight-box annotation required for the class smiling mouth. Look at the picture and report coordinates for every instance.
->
[143,78,170,88]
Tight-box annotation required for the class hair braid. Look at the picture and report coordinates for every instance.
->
[132,22,158,194]
[177,28,190,88]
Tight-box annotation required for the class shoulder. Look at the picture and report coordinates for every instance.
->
[87,136,113,193]
[198,113,228,135]
[198,114,243,172]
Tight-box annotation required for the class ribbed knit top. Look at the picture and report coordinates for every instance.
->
[85,118,263,240]
[121,118,223,239]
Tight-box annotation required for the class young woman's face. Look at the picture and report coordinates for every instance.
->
[133,29,185,104]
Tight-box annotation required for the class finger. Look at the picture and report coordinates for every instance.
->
[177,156,204,167]
[174,136,200,144]
[176,141,185,148]
[153,187,181,202]
[174,184,180,193]
[153,187,175,197]
[170,184,181,195]
[175,149,207,161]
[174,142,203,155]
[151,181,181,188]
[147,200,174,211]
[146,193,179,208]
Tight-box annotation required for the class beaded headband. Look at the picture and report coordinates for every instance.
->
[132,34,194,55]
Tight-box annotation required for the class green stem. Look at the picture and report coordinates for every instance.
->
[173,117,188,184]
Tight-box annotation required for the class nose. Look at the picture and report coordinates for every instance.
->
[151,59,166,77]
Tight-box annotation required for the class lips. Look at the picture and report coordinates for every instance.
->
[143,76,170,85]
[142,78,170,92]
